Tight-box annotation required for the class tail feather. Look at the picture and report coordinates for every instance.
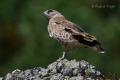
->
[93,45,105,53]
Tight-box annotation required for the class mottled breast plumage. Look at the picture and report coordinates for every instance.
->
[48,18,76,43]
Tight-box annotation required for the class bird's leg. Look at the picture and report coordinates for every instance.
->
[57,51,66,61]
[57,45,67,61]
[61,51,66,59]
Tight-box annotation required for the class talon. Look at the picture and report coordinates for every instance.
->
[57,57,64,62]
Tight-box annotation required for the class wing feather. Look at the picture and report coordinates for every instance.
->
[63,20,99,46]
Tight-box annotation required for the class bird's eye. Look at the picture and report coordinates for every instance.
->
[47,9,53,14]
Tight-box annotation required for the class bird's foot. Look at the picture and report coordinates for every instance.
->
[57,57,64,62]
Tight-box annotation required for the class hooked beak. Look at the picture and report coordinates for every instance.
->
[43,10,49,17]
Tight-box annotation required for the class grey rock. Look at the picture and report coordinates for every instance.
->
[0,78,2,80]
[3,59,104,80]
[70,76,83,80]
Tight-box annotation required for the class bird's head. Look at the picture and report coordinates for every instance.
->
[43,9,63,19]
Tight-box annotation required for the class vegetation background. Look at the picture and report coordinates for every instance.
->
[0,0,120,77]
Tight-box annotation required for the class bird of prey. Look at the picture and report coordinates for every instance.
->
[43,9,105,60]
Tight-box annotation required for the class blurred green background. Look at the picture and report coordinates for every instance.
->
[0,0,120,76]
